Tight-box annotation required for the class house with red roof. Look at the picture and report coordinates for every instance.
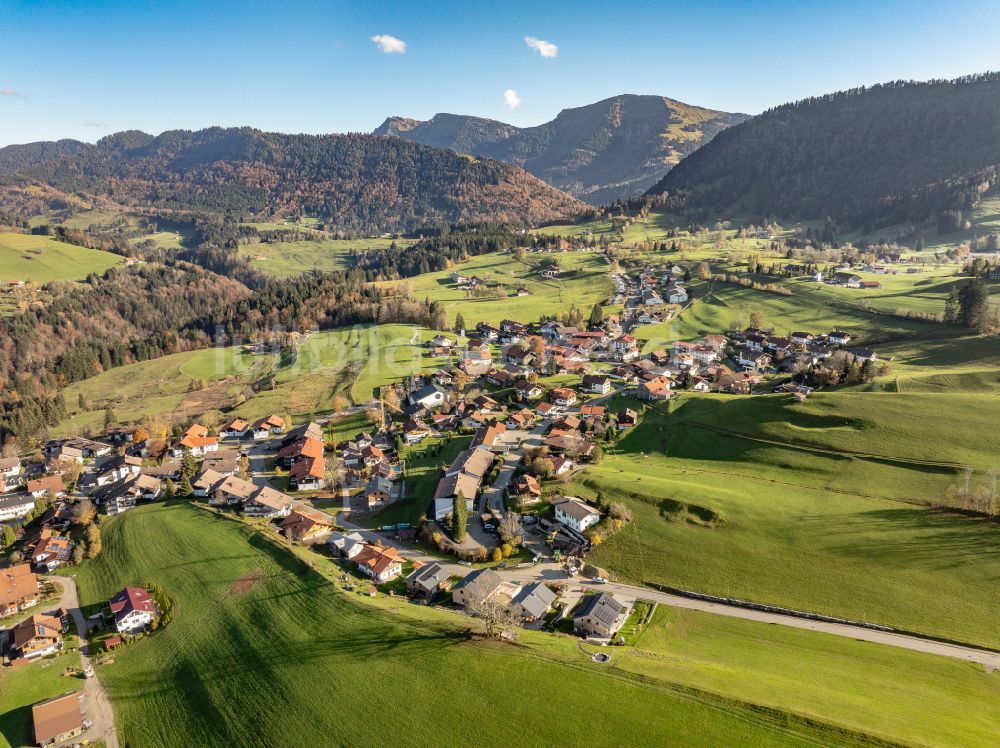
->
[110,587,160,634]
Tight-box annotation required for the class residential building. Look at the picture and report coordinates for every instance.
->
[0,493,35,522]
[451,568,507,609]
[553,497,601,532]
[1,563,39,617]
[251,414,286,440]
[581,374,612,395]
[26,476,65,500]
[352,544,404,583]
[510,582,557,622]
[11,614,63,659]
[573,592,630,639]
[242,486,293,518]
[405,562,449,598]
[280,510,334,543]
[110,587,160,634]
[32,692,85,747]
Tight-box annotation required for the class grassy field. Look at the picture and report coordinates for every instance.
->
[386,250,616,325]
[54,325,452,436]
[239,237,413,277]
[0,634,83,748]
[0,232,122,283]
[573,396,1000,649]
[632,277,948,353]
[70,502,885,748]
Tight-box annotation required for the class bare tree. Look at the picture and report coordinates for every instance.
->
[498,512,523,547]
[466,589,519,640]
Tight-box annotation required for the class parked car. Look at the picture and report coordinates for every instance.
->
[591,577,608,584]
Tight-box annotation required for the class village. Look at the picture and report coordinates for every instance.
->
[0,243,902,746]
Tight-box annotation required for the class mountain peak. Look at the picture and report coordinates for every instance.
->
[373,94,746,204]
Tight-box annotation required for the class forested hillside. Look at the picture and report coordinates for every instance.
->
[11,128,585,232]
[0,138,86,175]
[377,95,746,204]
[647,73,1000,231]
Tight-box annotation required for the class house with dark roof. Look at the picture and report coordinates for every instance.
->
[11,614,63,659]
[573,592,630,639]
[405,562,450,599]
[510,582,557,622]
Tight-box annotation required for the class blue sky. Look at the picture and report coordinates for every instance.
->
[2,0,1000,146]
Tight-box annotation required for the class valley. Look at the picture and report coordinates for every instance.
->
[2,46,1000,748]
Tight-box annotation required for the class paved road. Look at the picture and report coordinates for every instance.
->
[52,576,120,748]
[331,538,1000,669]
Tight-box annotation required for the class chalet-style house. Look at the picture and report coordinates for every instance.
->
[171,423,218,457]
[280,509,334,543]
[242,486,293,518]
[637,377,671,401]
[110,587,160,634]
[251,414,286,440]
[550,387,577,407]
[220,418,250,439]
[581,374,612,395]
[1,563,39,617]
[11,613,63,660]
[26,476,66,500]
[27,530,73,572]
[507,474,542,505]
[352,544,404,583]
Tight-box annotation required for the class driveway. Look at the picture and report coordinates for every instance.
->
[53,576,120,748]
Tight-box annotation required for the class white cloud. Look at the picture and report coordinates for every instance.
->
[0,88,26,99]
[83,120,108,128]
[524,36,557,58]
[371,34,406,54]
[502,89,521,109]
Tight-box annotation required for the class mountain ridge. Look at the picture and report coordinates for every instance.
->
[646,72,1000,231]
[7,127,586,232]
[375,94,748,204]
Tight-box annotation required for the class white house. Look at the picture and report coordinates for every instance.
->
[408,384,446,410]
[553,497,602,533]
[0,494,37,522]
[109,587,159,634]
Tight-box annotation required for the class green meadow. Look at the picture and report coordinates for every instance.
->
[54,324,451,435]
[70,501,1000,748]
[575,395,1000,649]
[0,644,83,748]
[0,232,122,283]
[71,502,875,748]
[239,237,413,277]
[386,250,616,325]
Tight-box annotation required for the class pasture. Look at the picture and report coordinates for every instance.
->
[0,232,121,284]
[240,237,412,277]
[575,397,1000,649]
[387,250,616,325]
[53,324,451,436]
[71,502,868,748]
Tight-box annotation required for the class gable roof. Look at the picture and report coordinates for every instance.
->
[32,692,83,745]
[1,563,37,608]
[553,496,601,522]
[574,592,627,627]
[452,568,504,600]
[110,587,157,621]
[511,582,556,618]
